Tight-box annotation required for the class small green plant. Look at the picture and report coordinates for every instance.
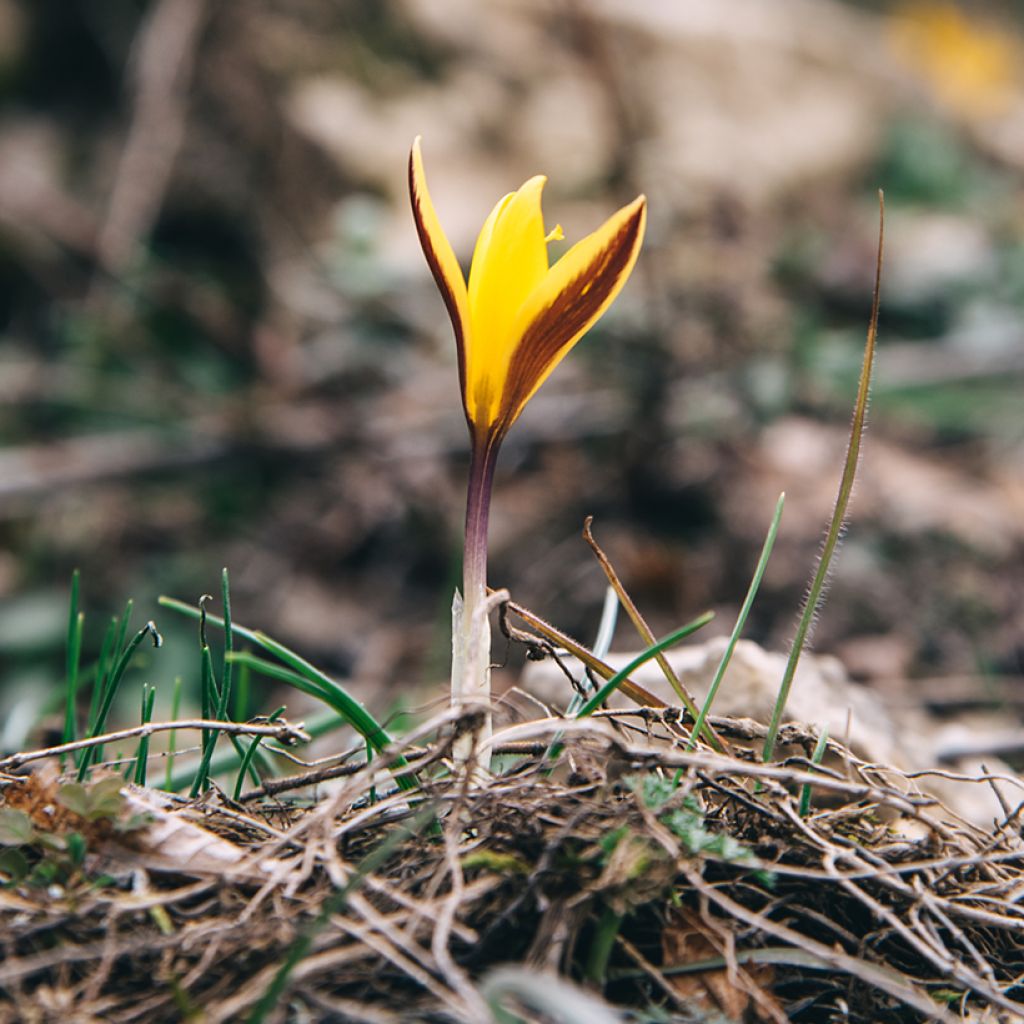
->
[629,774,765,874]
[56,775,146,826]
[583,773,770,986]
[0,777,149,888]
[0,809,86,888]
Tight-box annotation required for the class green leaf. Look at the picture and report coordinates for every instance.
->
[689,492,784,750]
[65,832,88,866]
[763,197,884,762]
[632,774,675,810]
[32,860,58,885]
[0,809,36,846]
[0,848,29,882]
[84,777,126,821]
[598,825,628,858]
[114,813,153,833]
[36,832,67,853]
[55,782,91,818]
[58,777,126,822]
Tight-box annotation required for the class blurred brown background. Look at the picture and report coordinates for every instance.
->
[1,0,1022,743]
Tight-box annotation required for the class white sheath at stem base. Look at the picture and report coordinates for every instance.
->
[450,587,493,767]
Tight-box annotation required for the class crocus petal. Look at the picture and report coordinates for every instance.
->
[494,195,647,438]
[466,175,549,429]
[408,137,472,400]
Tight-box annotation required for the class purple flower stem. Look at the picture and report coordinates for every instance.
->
[452,431,500,763]
[463,434,498,614]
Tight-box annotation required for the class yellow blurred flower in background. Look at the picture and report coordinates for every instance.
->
[888,2,1021,118]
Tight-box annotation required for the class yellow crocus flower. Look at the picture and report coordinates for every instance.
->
[408,137,646,762]
[410,137,646,449]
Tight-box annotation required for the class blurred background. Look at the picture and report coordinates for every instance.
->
[1,0,1023,749]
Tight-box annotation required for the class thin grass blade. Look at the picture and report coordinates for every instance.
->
[62,570,84,759]
[689,492,784,750]
[79,618,117,770]
[167,707,349,793]
[233,706,284,800]
[164,676,183,791]
[799,726,830,817]
[191,644,219,796]
[763,193,885,761]
[225,651,417,791]
[133,684,157,786]
[220,567,234,723]
[78,621,162,780]
[575,611,714,720]
[159,597,400,758]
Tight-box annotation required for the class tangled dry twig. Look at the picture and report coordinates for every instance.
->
[2,713,1023,1022]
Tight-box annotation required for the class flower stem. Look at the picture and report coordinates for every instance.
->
[463,436,496,612]
[453,434,498,764]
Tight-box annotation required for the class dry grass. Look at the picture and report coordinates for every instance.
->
[2,711,1024,1023]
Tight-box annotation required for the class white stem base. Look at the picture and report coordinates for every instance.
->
[450,587,495,767]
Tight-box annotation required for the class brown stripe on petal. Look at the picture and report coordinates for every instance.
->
[495,202,644,439]
[408,151,468,409]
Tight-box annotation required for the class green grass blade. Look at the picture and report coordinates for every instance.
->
[233,706,285,800]
[688,492,784,750]
[799,726,830,818]
[575,612,714,720]
[160,596,403,755]
[190,572,246,793]
[167,707,348,793]
[81,601,133,773]
[164,676,183,790]
[222,649,387,747]
[79,618,117,769]
[191,644,219,796]
[133,684,157,786]
[220,567,234,724]
[225,651,417,792]
[228,733,265,789]
[234,659,251,721]
[199,643,214,750]
[113,599,134,668]
[194,609,256,796]
[763,194,885,761]
[78,621,162,780]
[62,570,84,758]
[585,905,624,986]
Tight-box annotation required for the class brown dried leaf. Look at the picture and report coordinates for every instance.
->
[97,787,288,881]
[662,907,778,1022]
